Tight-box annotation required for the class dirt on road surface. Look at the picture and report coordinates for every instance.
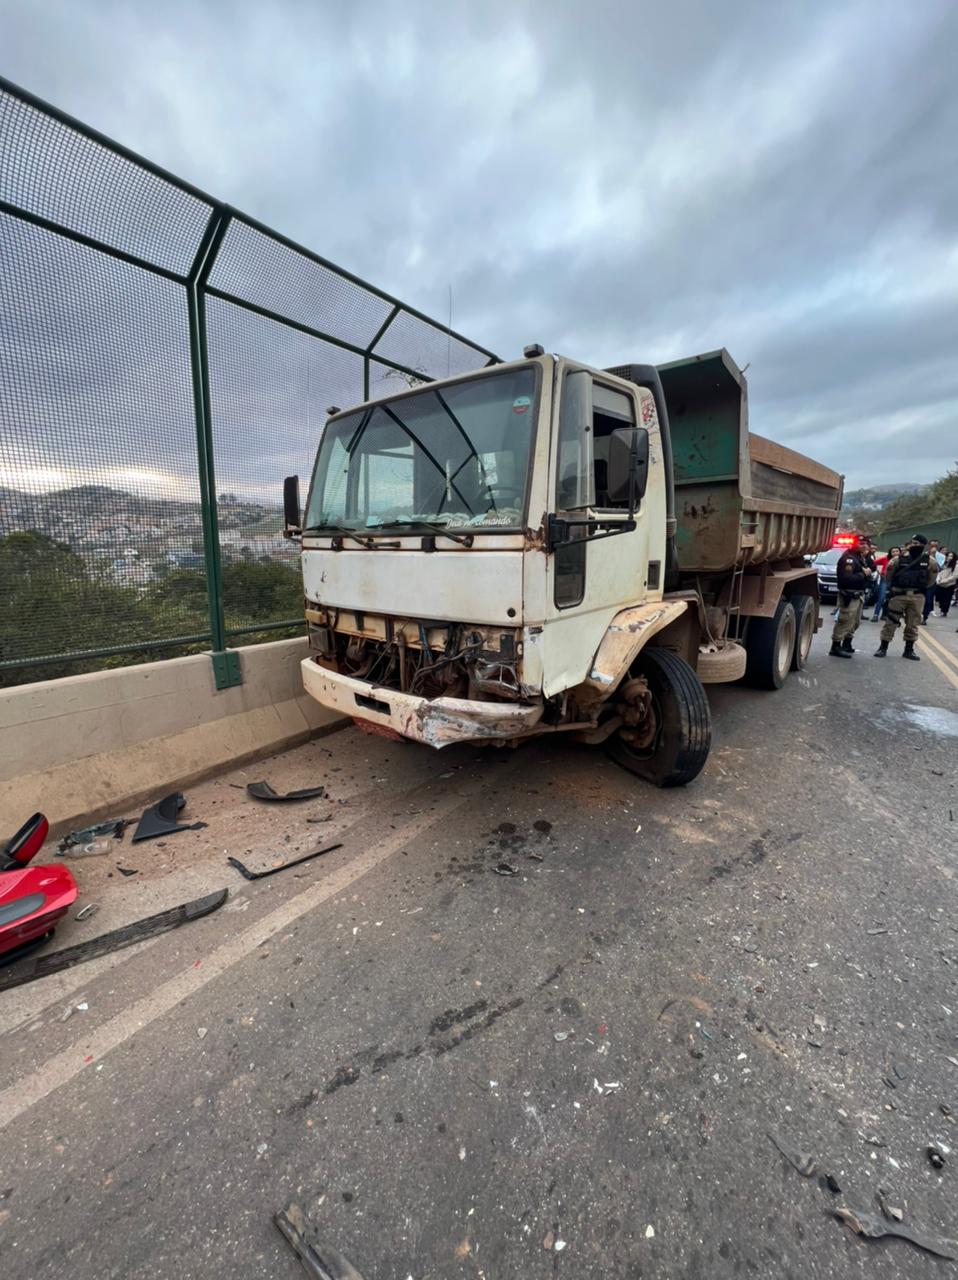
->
[1,622,957,1278]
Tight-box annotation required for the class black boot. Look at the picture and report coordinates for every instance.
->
[829,640,852,658]
[874,641,888,657]
[841,636,855,654]
[903,642,920,661]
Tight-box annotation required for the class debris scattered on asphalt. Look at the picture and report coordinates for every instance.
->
[59,839,113,859]
[228,844,342,882]
[0,889,228,992]
[246,781,327,803]
[274,1202,367,1279]
[58,817,131,852]
[75,904,99,922]
[593,1078,621,1095]
[527,850,544,861]
[927,1144,946,1169]
[116,865,139,877]
[878,1189,904,1222]
[645,1225,655,1239]
[554,1238,567,1252]
[132,792,207,843]
[828,1201,956,1260]
[867,927,889,936]
[767,1132,817,1177]
[743,942,759,953]
[554,1031,571,1042]
[495,862,519,876]
[306,815,334,824]
[858,1130,887,1148]
[197,1027,208,1040]
[542,1231,554,1250]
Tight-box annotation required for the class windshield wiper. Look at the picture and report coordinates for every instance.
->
[301,524,399,549]
[392,518,474,547]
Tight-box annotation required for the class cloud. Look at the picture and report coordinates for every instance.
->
[1,0,957,492]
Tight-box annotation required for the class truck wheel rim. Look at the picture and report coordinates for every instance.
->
[777,612,796,678]
[798,606,814,661]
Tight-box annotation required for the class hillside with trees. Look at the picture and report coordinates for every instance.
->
[842,466,957,537]
[874,464,958,533]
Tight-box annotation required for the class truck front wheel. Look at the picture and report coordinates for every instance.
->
[605,648,712,787]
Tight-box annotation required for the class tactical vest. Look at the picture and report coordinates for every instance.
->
[891,550,930,591]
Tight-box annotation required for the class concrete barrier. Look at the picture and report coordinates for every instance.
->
[0,639,346,837]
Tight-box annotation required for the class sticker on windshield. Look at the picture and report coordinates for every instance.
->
[512,395,532,415]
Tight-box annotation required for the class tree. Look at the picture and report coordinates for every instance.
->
[221,561,302,622]
[879,463,958,532]
[0,532,200,687]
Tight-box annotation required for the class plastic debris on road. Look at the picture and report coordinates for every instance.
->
[132,792,207,843]
[274,1202,368,1279]
[828,1202,956,1260]
[246,781,326,803]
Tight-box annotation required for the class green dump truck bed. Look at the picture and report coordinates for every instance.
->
[657,349,843,574]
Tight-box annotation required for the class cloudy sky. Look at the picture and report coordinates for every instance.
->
[2,0,957,494]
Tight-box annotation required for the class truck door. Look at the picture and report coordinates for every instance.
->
[540,365,664,697]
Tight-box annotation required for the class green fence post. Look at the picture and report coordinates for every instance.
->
[187,207,241,689]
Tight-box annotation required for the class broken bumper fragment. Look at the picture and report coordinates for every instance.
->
[301,659,543,747]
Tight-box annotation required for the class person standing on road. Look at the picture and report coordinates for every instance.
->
[922,540,943,623]
[870,545,900,621]
[829,540,872,658]
[934,550,957,619]
[875,534,932,660]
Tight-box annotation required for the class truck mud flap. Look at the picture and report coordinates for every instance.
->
[0,889,228,992]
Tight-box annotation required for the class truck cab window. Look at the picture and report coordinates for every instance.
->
[591,384,636,510]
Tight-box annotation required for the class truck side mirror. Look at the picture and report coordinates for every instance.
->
[283,475,302,537]
[607,427,649,510]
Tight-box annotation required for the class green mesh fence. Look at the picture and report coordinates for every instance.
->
[0,76,497,688]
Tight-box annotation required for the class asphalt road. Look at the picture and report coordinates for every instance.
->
[2,617,958,1279]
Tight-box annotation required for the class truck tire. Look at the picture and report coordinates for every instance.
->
[790,595,816,671]
[696,641,747,683]
[605,648,711,787]
[744,599,796,689]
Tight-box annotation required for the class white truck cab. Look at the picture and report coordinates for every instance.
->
[286,348,839,786]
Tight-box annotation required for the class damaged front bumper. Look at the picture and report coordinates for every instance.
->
[301,659,544,748]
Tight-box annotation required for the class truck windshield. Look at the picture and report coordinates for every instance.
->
[304,366,536,533]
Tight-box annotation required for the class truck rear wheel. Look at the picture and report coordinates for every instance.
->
[744,599,796,689]
[605,648,711,787]
[790,595,816,671]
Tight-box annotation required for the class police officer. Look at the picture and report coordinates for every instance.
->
[830,539,872,657]
[874,533,931,660]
